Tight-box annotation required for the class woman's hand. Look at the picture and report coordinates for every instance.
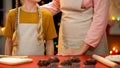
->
[58,42,90,56]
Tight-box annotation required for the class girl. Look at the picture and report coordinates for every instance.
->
[4,0,57,55]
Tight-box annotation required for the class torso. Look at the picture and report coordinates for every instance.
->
[58,0,108,55]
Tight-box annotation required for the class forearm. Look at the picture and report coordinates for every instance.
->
[41,0,60,15]
[46,40,54,55]
[5,38,12,55]
[85,0,109,47]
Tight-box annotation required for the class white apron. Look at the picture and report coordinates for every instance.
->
[58,0,108,54]
[16,8,44,55]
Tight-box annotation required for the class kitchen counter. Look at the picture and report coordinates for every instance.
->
[0,55,119,68]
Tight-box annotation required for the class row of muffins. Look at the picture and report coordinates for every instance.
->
[37,56,97,68]
[60,56,81,68]
[38,57,59,68]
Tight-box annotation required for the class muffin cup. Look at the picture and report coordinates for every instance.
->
[49,63,58,68]
[38,66,49,68]
[84,65,95,68]
[72,63,80,68]
[60,65,71,68]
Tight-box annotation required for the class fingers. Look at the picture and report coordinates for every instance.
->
[57,48,79,56]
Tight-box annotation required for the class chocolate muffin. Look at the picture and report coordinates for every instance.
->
[37,59,50,68]
[84,58,97,68]
[70,56,81,68]
[60,59,72,68]
[48,57,60,68]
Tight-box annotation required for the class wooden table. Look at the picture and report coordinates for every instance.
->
[0,55,120,68]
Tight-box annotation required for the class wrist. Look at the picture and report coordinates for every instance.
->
[79,43,90,55]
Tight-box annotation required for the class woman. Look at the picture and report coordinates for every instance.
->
[4,0,57,55]
[42,0,110,55]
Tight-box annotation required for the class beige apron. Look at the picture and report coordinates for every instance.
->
[15,8,44,55]
[58,0,108,55]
